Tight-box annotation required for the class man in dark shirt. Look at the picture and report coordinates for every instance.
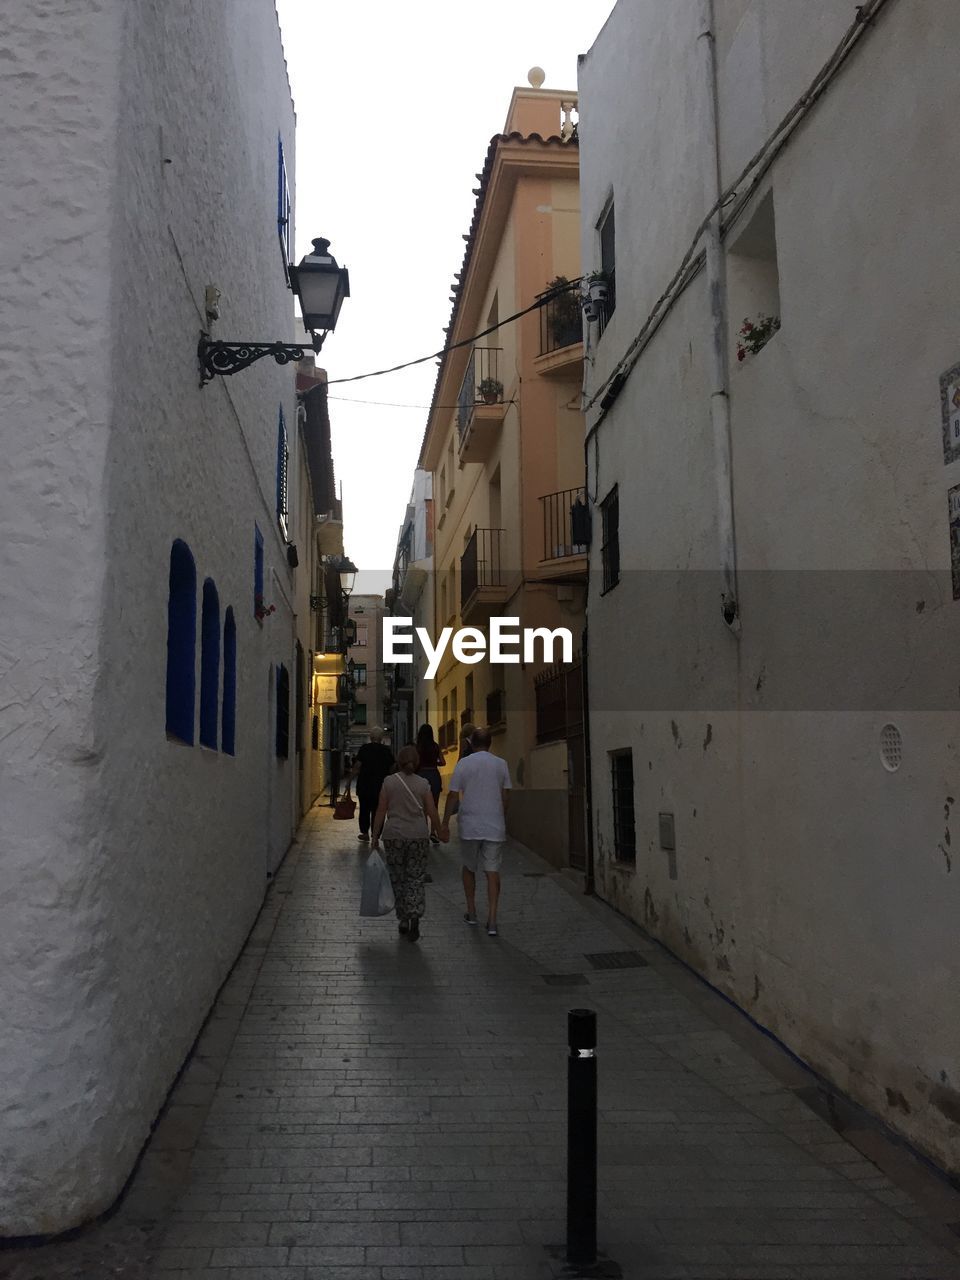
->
[351,728,395,841]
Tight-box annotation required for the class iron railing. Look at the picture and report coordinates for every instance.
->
[535,655,583,745]
[457,347,504,438]
[538,287,582,355]
[460,527,504,607]
[541,487,590,561]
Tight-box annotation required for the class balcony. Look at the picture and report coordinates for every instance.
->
[460,526,507,624]
[457,347,508,464]
[539,487,590,582]
[534,285,584,378]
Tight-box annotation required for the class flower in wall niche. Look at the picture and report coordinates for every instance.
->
[255,595,276,621]
[737,314,781,362]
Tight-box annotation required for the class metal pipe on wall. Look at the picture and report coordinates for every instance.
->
[697,0,741,633]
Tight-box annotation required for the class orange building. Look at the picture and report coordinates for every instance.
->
[418,80,587,869]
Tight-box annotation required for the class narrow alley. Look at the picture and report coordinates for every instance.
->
[5,808,958,1280]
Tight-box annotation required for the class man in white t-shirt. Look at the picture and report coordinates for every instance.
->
[440,726,511,937]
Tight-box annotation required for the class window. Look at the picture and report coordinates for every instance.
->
[355,623,368,647]
[199,579,220,749]
[222,608,237,756]
[728,190,781,358]
[464,673,474,723]
[166,540,197,744]
[600,485,620,593]
[277,135,292,280]
[276,408,289,535]
[354,663,367,687]
[486,688,506,727]
[598,200,616,322]
[353,702,368,726]
[276,664,290,758]
[254,525,264,619]
[611,750,635,864]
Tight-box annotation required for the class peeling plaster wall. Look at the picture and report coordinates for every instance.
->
[580,0,960,1174]
[0,0,298,1235]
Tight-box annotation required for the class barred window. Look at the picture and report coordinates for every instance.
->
[600,485,620,593]
[610,749,635,864]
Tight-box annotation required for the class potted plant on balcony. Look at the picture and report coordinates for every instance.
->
[477,377,503,405]
[544,275,581,348]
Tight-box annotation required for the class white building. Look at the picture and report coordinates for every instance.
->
[389,469,435,745]
[0,0,317,1234]
[579,0,960,1175]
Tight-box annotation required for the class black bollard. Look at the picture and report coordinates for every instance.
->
[566,1008,598,1267]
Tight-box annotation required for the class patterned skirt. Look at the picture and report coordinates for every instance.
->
[382,838,429,920]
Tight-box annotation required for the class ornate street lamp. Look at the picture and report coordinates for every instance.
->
[338,556,358,599]
[198,238,350,387]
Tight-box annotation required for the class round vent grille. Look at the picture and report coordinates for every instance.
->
[880,723,903,772]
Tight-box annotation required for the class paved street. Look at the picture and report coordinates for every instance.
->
[4,805,960,1280]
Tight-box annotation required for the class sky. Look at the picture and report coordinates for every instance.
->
[274,0,615,597]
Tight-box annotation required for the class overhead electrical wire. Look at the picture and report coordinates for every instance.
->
[325,280,582,387]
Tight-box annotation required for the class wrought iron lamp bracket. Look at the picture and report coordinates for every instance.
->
[198,330,325,388]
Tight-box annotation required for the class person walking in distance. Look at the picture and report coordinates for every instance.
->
[371,745,446,941]
[351,728,394,842]
[440,726,511,937]
[458,721,477,761]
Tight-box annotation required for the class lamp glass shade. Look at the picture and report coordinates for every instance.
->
[338,555,358,597]
[291,238,350,335]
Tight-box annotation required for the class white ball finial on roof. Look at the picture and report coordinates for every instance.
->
[527,66,545,88]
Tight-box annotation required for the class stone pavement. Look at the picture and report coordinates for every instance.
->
[4,804,960,1280]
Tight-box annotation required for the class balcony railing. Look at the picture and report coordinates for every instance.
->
[541,487,590,561]
[460,527,503,608]
[457,347,504,438]
[538,288,583,356]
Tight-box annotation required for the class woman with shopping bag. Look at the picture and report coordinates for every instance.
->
[371,745,446,941]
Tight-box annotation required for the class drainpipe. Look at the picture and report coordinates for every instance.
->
[698,0,740,632]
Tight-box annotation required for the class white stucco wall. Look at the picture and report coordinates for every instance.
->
[0,0,300,1235]
[580,0,960,1173]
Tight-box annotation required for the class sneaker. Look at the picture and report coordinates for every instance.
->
[358,833,369,841]
[429,834,440,845]
[407,917,421,942]
[398,918,410,934]
[463,912,478,926]
[486,923,498,937]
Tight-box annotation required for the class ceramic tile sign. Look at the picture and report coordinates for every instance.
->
[950,484,960,600]
[942,361,960,464]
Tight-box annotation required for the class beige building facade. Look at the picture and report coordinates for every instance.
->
[419,84,587,867]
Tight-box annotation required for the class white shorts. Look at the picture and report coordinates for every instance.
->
[460,838,504,874]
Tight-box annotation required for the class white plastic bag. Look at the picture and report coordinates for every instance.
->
[359,849,395,917]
